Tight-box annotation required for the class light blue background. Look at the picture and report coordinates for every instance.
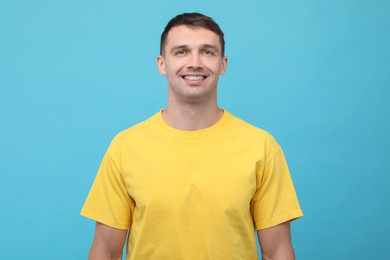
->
[1,0,389,259]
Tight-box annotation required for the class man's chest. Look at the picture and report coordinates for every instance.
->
[120,140,261,217]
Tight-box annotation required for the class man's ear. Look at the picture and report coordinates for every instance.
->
[220,56,228,75]
[156,55,167,75]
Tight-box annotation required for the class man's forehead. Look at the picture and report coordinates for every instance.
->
[166,25,221,49]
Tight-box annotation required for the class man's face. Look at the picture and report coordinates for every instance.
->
[157,25,228,104]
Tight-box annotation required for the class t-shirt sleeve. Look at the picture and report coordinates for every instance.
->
[80,138,135,230]
[251,137,303,230]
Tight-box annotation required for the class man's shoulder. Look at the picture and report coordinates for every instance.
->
[227,112,272,138]
[111,112,159,143]
[225,111,281,152]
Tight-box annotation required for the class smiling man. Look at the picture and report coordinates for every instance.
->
[81,13,303,260]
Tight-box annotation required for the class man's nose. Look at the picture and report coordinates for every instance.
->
[187,53,203,69]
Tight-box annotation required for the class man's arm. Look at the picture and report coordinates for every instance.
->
[257,221,295,260]
[88,222,128,260]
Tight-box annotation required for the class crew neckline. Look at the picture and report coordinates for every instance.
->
[155,109,231,139]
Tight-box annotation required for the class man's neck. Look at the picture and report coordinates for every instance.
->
[162,103,223,131]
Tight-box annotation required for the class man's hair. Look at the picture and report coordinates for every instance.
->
[160,12,225,56]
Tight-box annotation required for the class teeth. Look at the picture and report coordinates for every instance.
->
[183,75,205,81]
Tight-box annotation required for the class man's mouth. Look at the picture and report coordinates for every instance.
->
[182,75,207,81]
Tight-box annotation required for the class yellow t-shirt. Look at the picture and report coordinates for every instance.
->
[81,110,303,259]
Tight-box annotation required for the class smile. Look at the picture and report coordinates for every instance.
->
[182,75,207,81]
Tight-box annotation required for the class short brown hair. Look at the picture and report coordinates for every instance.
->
[160,13,225,56]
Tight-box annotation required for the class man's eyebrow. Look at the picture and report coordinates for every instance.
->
[169,45,188,53]
[201,44,218,50]
[169,44,220,54]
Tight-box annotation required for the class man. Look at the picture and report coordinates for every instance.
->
[81,13,303,260]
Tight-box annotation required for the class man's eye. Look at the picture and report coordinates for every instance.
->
[175,50,186,55]
[202,50,214,56]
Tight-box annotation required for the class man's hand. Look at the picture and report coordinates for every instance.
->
[257,221,295,260]
[88,222,128,260]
